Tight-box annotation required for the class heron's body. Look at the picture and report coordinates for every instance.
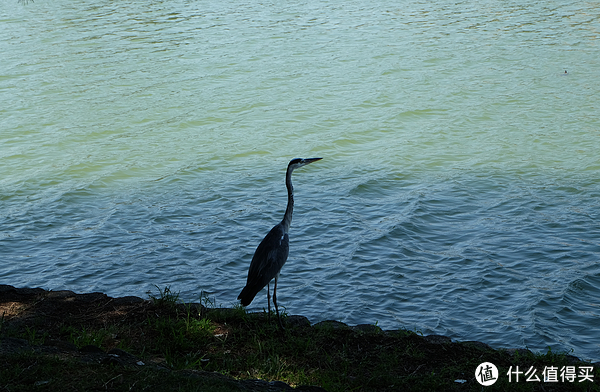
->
[238,157,322,328]
[237,222,289,306]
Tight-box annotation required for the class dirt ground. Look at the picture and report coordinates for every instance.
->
[1,284,598,392]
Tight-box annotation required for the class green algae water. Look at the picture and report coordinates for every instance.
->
[1,0,599,361]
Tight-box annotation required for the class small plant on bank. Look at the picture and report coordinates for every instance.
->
[63,325,110,349]
[147,285,181,310]
[23,326,48,345]
[143,285,220,369]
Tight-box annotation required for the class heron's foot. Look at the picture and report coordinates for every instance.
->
[277,317,285,331]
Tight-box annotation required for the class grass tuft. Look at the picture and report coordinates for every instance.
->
[148,285,181,310]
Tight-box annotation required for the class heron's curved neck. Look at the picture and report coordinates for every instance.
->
[281,167,294,232]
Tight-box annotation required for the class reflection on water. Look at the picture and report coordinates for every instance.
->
[1,0,599,361]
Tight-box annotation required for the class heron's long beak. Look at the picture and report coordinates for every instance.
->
[303,157,322,164]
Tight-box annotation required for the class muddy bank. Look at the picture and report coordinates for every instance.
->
[1,285,598,391]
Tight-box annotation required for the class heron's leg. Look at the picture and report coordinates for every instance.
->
[273,275,284,330]
[267,282,271,322]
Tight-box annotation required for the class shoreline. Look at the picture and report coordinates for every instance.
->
[1,284,598,391]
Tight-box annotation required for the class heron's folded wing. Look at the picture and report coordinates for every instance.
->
[248,224,289,286]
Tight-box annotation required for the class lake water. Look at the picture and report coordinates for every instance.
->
[1,0,599,361]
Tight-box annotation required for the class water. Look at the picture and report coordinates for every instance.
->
[2,0,599,361]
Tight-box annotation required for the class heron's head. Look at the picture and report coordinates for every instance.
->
[288,157,322,171]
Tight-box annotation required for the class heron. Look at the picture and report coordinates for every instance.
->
[237,157,322,329]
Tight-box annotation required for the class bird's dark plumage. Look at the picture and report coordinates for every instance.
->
[237,157,322,328]
[238,223,289,306]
